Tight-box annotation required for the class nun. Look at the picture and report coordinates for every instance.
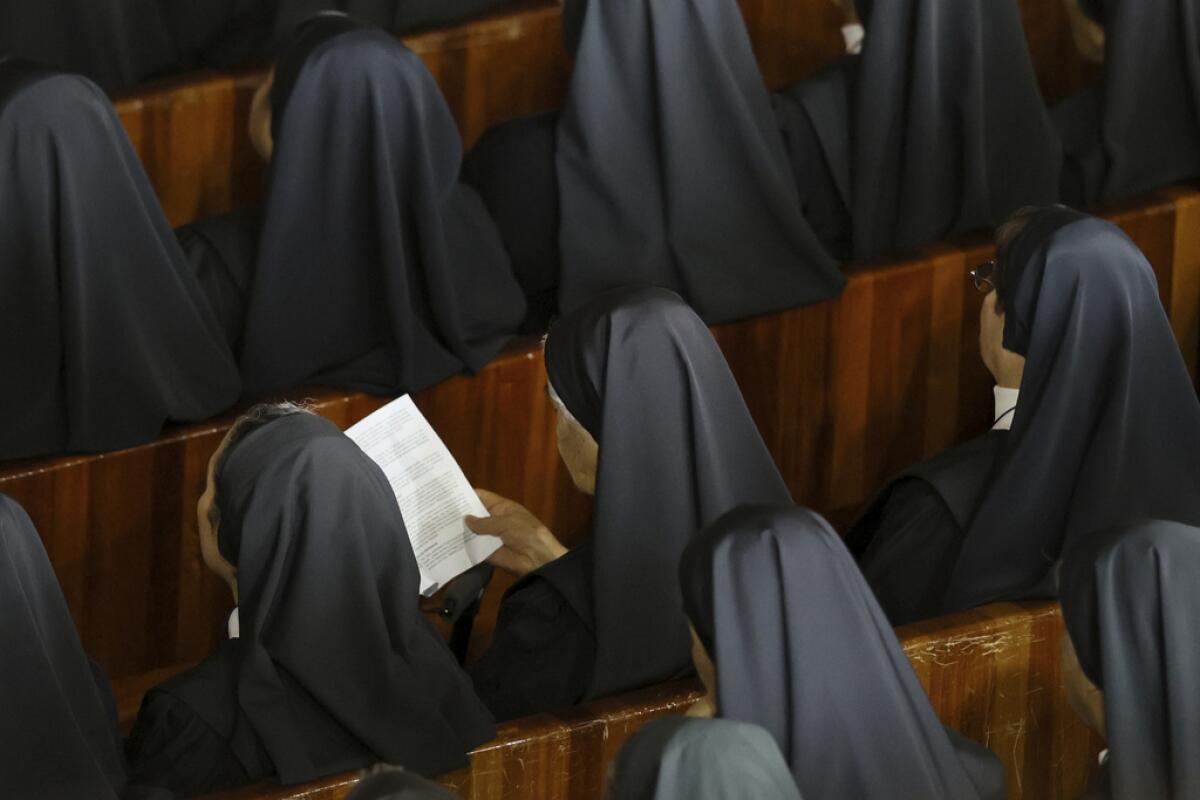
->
[1052,0,1200,207]
[607,718,802,800]
[679,504,1006,799]
[1059,520,1200,800]
[0,1,177,91]
[848,206,1200,625]
[0,493,160,799]
[775,0,1061,260]
[463,0,846,331]
[182,13,526,400]
[0,58,242,462]
[125,404,494,796]
[464,287,793,720]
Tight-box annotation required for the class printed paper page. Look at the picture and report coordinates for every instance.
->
[346,396,500,596]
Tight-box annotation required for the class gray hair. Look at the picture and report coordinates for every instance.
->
[215,401,314,479]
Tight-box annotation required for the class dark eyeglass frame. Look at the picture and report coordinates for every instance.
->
[969,260,996,293]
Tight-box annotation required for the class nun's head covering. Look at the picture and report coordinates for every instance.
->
[239,17,525,397]
[850,0,1060,259]
[0,493,127,798]
[943,208,1200,611]
[201,413,494,783]
[1068,0,1200,202]
[679,505,1005,799]
[544,287,792,699]
[608,717,803,800]
[0,59,241,461]
[268,11,362,143]
[346,765,460,800]
[555,0,845,325]
[1060,520,1200,799]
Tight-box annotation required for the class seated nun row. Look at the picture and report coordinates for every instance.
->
[6,0,1197,464]
[2,279,1194,798]
[8,473,1198,797]
[465,0,1200,330]
[0,26,527,462]
[0,0,513,92]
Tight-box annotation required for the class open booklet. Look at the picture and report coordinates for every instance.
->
[346,396,501,597]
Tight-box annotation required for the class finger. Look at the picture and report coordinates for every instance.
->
[464,514,509,536]
[474,488,512,513]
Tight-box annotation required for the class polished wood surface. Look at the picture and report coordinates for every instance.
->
[177,601,1097,800]
[4,185,1198,679]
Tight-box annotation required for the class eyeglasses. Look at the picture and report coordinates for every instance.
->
[969,260,996,293]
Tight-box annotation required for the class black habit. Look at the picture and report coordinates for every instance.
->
[236,15,525,398]
[0,494,129,799]
[1053,0,1200,207]
[270,0,513,45]
[555,0,845,323]
[1061,520,1200,800]
[126,414,494,796]
[464,0,846,331]
[0,1,177,90]
[850,208,1200,624]
[680,505,1006,800]
[776,0,1061,260]
[0,59,241,462]
[469,287,793,720]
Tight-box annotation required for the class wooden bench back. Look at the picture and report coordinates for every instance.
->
[131,601,1093,800]
[3,185,1198,678]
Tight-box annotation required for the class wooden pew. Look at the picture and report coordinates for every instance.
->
[113,0,1099,228]
[3,184,1198,679]
[115,0,571,227]
[106,601,1091,799]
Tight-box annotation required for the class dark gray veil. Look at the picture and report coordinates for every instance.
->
[0,493,127,799]
[544,287,793,700]
[239,17,525,397]
[1060,520,1200,799]
[679,505,1005,799]
[850,0,1060,258]
[608,717,802,800]
[0,59,241,461]
[943,208,1200,611]
[166,414,494,783]
[555,0,845,325]
[1057,0,1200,205]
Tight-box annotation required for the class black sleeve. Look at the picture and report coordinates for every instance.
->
[125,691,250,799]
[468,574,596,722]
[856,479,966,627]
[461,113,561,332]
[176,209,261,355]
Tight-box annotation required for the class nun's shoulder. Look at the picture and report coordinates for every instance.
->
[125,644,251,797]
[124,684,248,797]
[176,208,261,352]
[463,110,559,175]
[469,550,596,721]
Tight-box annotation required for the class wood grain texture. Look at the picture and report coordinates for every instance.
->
[1016,0,1104,103]
[171,601,1097,800]
[4,190,1197,679]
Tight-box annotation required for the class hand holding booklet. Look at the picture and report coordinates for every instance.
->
[346,396,501,596]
